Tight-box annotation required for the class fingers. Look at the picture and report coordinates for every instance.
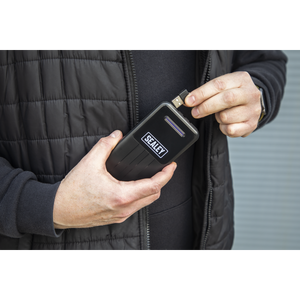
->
[184,71,261,138]
[191,88,246,119]
[133,162,177,212]
[92,130,123,165]
[93,133,176,210]
[215,105,254,125]
[105,162,177,224]
[214,97,261,137]
[120,162,177,203]
[151,162,177,189]
[185,72,247,107]
[219,122,257,138]
[184,72,257,120]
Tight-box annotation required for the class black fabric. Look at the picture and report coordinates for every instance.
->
[132,50,197,249]
[231,50,287,130]
[0,51,142,249]
[149,197,194,250]
[0,50,287,250]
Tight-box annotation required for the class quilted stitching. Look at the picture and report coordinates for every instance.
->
[0,51,130,184]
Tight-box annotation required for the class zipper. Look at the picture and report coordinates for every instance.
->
[128,51,139,125]
[122,50,150,250]
[199,52,214,249]
[123,50,212,250]
[204,54,211,85]
[123,50,139,128]
[202,178,213,249]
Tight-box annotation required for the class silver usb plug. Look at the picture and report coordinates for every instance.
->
[172,96,184,108]
[171,89,189,109]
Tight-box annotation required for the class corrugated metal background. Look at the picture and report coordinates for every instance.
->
[228,50,300,249]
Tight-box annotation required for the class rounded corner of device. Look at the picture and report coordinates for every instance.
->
[158,101,172,109]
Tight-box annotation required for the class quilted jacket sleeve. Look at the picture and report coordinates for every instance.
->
[231,50,287,129]
[0,157,63,238]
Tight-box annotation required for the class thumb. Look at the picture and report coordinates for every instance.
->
[93,130,123,165]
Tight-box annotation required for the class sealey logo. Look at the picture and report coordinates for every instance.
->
[141,132,168,158]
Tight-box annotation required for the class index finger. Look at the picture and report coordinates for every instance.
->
[185,72,244,107]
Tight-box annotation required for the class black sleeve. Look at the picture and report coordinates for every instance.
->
[0,157,63,238]
[231,50,287,129]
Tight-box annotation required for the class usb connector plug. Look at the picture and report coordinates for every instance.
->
[172,89,189,109]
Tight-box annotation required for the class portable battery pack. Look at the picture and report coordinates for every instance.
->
[106,90,199,181]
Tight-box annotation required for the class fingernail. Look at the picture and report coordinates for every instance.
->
[192,107,199,118]
[186,94,195,106]
[110,130,120,138]
[173,163,177,171]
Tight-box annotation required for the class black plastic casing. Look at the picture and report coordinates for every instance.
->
[106,102,199,181]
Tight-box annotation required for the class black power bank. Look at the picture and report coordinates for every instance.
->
[106,91,199,181]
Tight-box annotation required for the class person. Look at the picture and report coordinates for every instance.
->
[0,50,287,250]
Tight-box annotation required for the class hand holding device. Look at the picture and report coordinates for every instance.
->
[53,90,195,228]
[53,131,176,229]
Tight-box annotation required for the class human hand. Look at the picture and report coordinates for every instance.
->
[185,71,262,137]
[53,130,177,229]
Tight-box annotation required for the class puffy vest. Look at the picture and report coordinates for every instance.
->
[0,50,237,249]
